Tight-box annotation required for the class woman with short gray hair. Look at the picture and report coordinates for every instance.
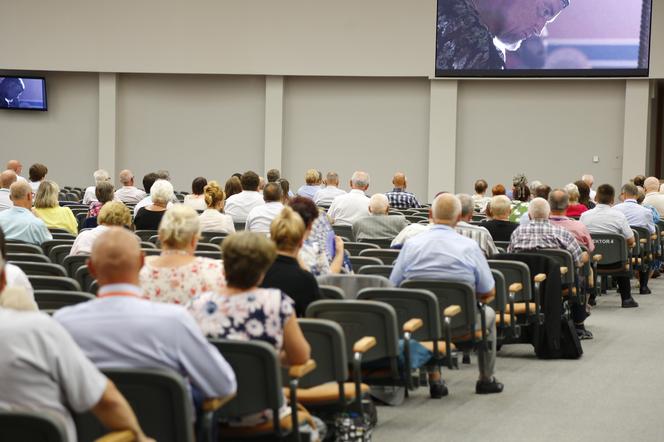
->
[564,183,588,218]
[134,179,173,231]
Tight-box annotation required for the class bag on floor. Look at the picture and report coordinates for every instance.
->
[535,318,583,359]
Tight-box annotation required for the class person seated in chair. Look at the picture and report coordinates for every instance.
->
[0,181,52,245]
[134,180,173,231]
[472,179,490,213]
[27,163,48,195]
[455,194,498,257]
[224,171,265,223]
[245,182,284,234]
[115,169,146,204]
[296,169,323,200]
[32,180,78,235]
[70,201,133,256]
[352,194,408,241]
[54,227,236,418]
[481,195,518,242]
[327,171,371,226]
[198,180,235,234]
[385,172,421,209]
[390,193,503,395]
[313,171,346,207]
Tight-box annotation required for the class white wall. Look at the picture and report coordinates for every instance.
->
[282,77,431,198]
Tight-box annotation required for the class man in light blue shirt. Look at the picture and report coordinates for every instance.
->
[0,181,52,244]
[313,171,346,206]
[390,193,502,395]
[296,169,322,200]
[54,227,236,416]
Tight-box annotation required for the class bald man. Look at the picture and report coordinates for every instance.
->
[385,172,421,209]
[5,159,27,184]
[54,228,236,417]
[390,193,502,394]
[642,176,664,216]
[114,169,146,204]
[0,169,17,211]
[0,181,52,244]
[352,193,408,241]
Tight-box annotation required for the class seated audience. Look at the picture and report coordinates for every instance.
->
[184,176,208,211]
[278,178,291,204]
[642,176,664,216]
[389,194,502,394]
[33,180,78,234]
[5,159,27,183]
[313,171,346,206]
[327,170,371,226]
[548,189,594,252]
[472,179,490,213]
[564,183,588,218]
[0,181,52,244]
[187,231,311,426]
[84,181,117,229]
[70,202,133,256]
[291,197,347,276]
[134,179,173,231]
[575,179,595,209]
[224,176,243,199]
[0,227,34,299]
[0,256,153,442]
[134,172,173,216]
[352,194,408,241]
[580,184,639,307]
[140,205,225,304]
[455,194,498,257]
[633,174,646,189]
[385,172,421,209]
[266,168,281,183]
[481,195,517,242]
[581,174,596,199]
[28,163,48,194]
[509,174,530,222]
[0,170,16,211]
[245,182,284,234]
[224,171,265,223]
[55,227,236,414]
[83,169,111,205]
[269,168,295,198]
[297,169,322,199]
[492,183,506,196]
[261,207,321,316]
[198,181,235,233]
[115,169,146,204]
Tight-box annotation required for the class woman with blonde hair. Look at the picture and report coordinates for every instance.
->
[261,207,321,316]
[69,202,132,255]
[33,180,78,234]
[140,204,225,304]
[565,183,588,218]
[198,180,235,233]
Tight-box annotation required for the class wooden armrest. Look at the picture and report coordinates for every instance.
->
[533,273,546,283]
[508,282,523,293]
[559,266,568,275]
[403,318,423,333]
[640,239,647,244]
[288,359,316,378]
[592,254,603,262]
[202,394,236,412]
[95,431,136,442]
[353,336,377,353]
[651,234,657,240]
[443,305,462,317]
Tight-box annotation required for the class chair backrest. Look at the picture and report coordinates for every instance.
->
[487,260,532,302]
[400,280,477,336]
[316,274,393,299]
[6,242,44,255]
[196,242,221,252]
[631,225,652,254]
[357,288,441,342]
[0,411,67,442]
[140,241,157,249]
[41,240,75,257]
[319,284,345,300]
[489,269,507,312]
[74,265,96,293]
[234,221,246,232]
[298,319,349,389]
[34,290,95,312]
[494,241,511,250]
[405,215,428,223]
[48,244,73,264]
[7,253,51,263]
[358,238,393,249]
[28,276,81,292]
[200,231,228,243]
[8,261,67,277]
[358,249,400,265]
[209,236,227,246]
[332,224,354,241]
[348,256,383,273]
[357,265,394,279]
[590,233,629,268]
[47,227,71,235]
[530,249,575,286]
[62,254,90,278]
[75,368,194,442]
[208,340,283,423]
[50,233,76,240]
[343,241,379,256]
[194,250,222,259]
[306,300,399,365]
[134,229,159,241]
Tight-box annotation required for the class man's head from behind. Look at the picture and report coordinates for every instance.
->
[369,194,389,215]
[266,169,280,183]
[325,172,340,187]
[392,172,407,190]
[142,172,158,194]
[263,182,283,203]
[456,194,474,221]
[488,195,511,220]
[350,171,370,191]
[644,177,660,193]
[621,183,639,201]
[548,189,569,214]
[595,184,615,205]
[528,197,550,220]
[88,227,143,286]
[581,174,594,188]
[6,160,22,175]
[240,171,260,191]
[304,169,320,186]
[474,179,488,195]
[119,169,134,186]
[0,170,17,190]
[431,193,462,227]
[9,181,32,208]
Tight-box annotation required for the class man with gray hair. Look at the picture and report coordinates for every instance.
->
[456,194,498,257]
[482,195,518,242]
[327,171,371,226]
[391,193,503,395]
[0,169,17,211]
[642,176,664,216]
[581,174,596,200]
[352,193,408,241]
[114,169,146,204]
[314,172,346,206]
[0,181,52,244]
[83,169,112,205]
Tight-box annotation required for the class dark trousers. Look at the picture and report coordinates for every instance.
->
[639,270,650,289]
[615,276,632,301]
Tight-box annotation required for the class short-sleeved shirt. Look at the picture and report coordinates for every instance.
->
[508,219,584,266]
[389,224,495,294]
[549,216,595,252]
[313,187,346,206]
[0,207,53,244]
[245,202,284,234]
[327,189,370,226]
[134,207,166,231]
[455,221,499,257]
[613,199,656,234]
[198,209,236,234]
[580,204,634,240]
[261,255,321,317]
[115,186,146,204]
[385,188,421,209]
[296,185,322,200]
[352,215,409,241]
[224,191,265,223]
[0,309,107,442]
[642,192,664,217]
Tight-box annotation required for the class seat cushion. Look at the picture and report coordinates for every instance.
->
[288,382,370,406]
[420,340,456,354]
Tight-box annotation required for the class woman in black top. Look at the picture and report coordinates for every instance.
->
[261,206,321,317]
[134,179,173,231]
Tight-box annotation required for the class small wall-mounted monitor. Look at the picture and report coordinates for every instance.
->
[0,76,47,111]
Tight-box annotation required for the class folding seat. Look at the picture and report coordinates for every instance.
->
[196,243,221,252]
[134,229,159,242]
[41,239,75,257]
[358,265,394,279]
[74,265,96,294]
[63,255,90,278]
[319,285,345,300]
[343,241,379,256]
[0,411,79,442]
[332,225,354,241]
[405,215,428,224]
[48,244,73,264]
[34,290,95,314]
[316,274,393,299]
[28,276,81,292]
[590,233,632,294]
[6,243,44,255]
[234,221,246,232]
[9,261,67,278]
[140,241,157,249]
[7,253,50,263]
[199,231,229,243]
[348,256,383,273]
[50,233,76,240]
[47,228,72,235]
[357,238,393,249]
[358,249,400,265]
[209,236,228,247]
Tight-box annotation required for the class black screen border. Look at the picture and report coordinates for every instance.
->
[0,75,48,112]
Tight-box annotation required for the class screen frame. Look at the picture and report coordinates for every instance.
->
[0,75,48,111]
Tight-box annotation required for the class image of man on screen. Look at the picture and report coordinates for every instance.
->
[436,0,569,71]
[0,78,26,109]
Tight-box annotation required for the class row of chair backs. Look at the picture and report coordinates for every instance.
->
[487,260,533,302]
[0,412,67,442]
[298,319,349,389]
[590,233,630,272]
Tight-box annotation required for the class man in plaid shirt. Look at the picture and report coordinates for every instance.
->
[385,172,421,209]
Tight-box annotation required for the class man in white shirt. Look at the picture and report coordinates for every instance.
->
[83,169,112,205]
[115,169,146,204]
[246,183,284,234]
[642,176,664,216]
[5,159,28,184]
[327,171,371,226]
[0,169,17,211]
[225,171,265,223]
[314,172,346,206]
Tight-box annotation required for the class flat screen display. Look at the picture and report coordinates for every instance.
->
[0,76,47,110]
[435,0,652,77]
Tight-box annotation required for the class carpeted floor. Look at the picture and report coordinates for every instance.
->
[371,280,664,441]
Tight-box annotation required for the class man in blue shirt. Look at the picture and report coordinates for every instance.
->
[390,193,502,394]
[0,181,52,244]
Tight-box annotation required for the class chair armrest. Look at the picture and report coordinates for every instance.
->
[592,254,603,262]
[640,238,647,244]
[533,273,546,283]
[403,318,423,333]
[95,431,136,442]
[353,336,377,353]
[651,234,657,240]
[559,266,568,275]
[508,283,523,293]
[443,305,462,317]
[202,394,236,412]
[288,359,317,378]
